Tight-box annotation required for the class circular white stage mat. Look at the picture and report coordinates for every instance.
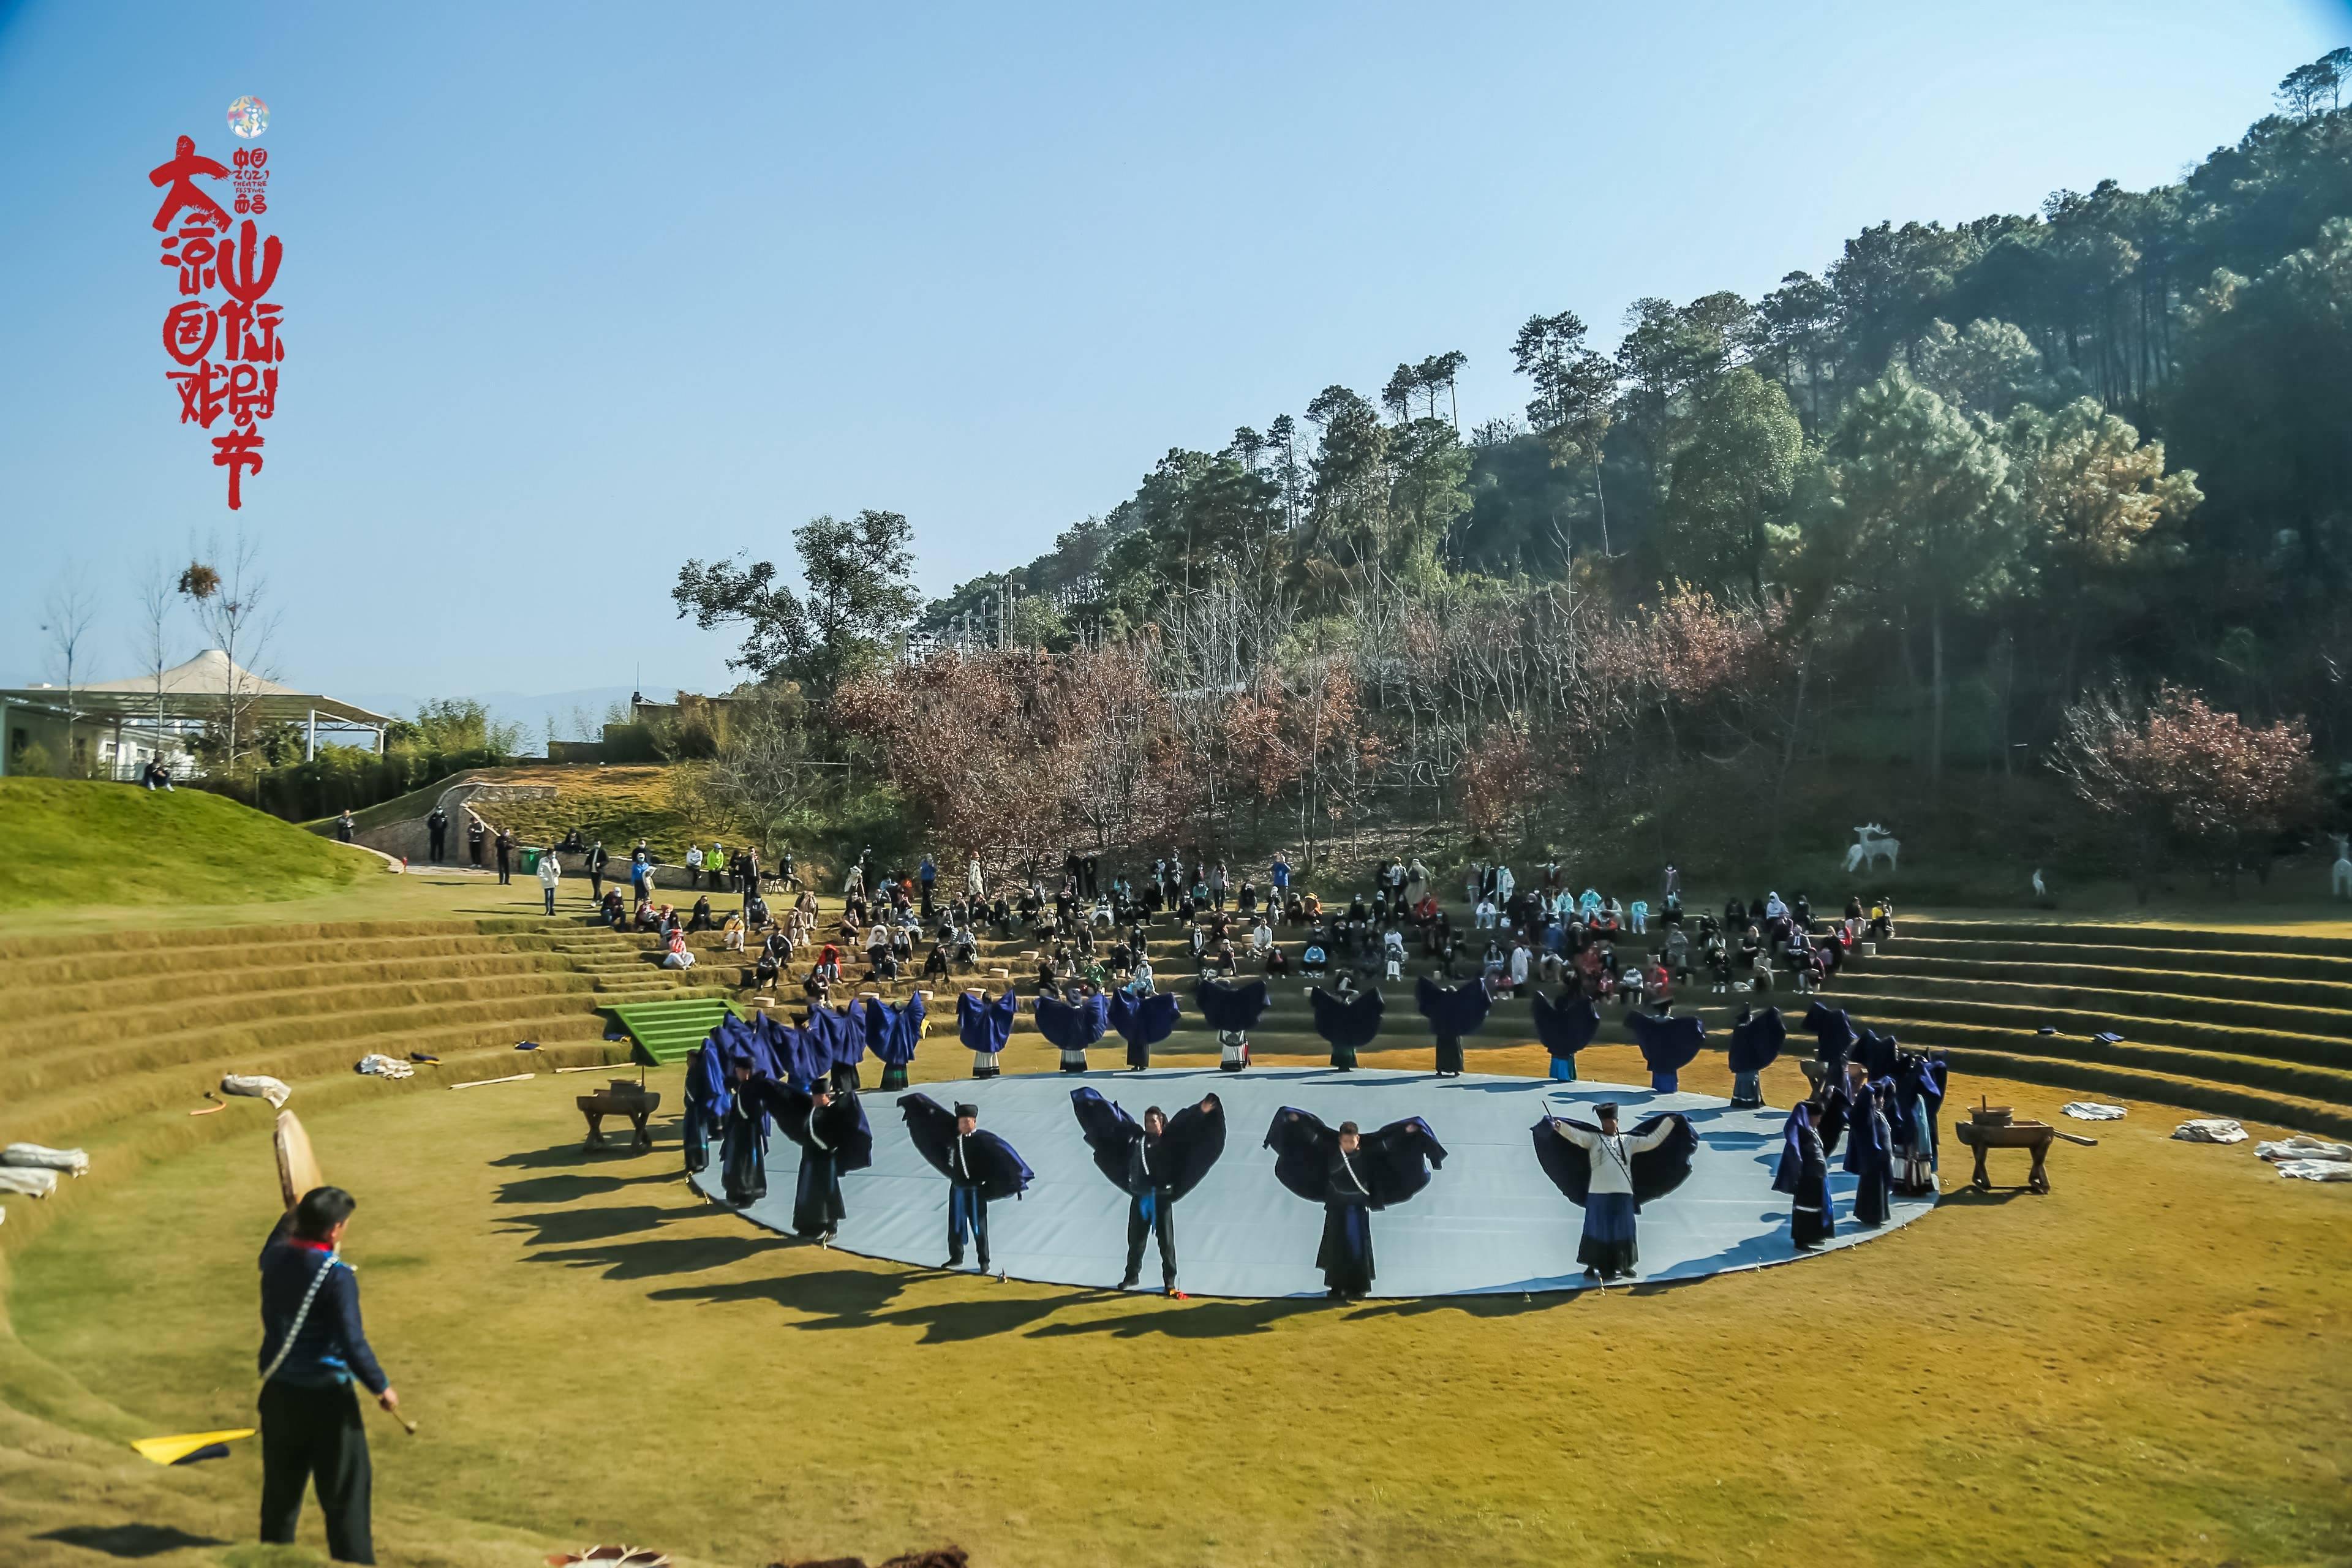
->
[692,1068,1937,1298]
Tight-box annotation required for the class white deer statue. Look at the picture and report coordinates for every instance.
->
[2332,835,2351,900]
[1844,824,1901,875]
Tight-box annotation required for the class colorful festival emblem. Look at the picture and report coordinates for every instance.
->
[227,95,268,138]
[151,130,285,508]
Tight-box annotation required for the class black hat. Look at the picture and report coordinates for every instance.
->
[1595,1101,1621,1119]
[954,1102,979,1120]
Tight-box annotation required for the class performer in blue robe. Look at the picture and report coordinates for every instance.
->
[821,1000,869,1091]
[1310,983,1384,1071]
[958,986,1019,1079]
[1624,1009,1705,1093]
[1036,987,1111,1074]
[1855,1027,1901,1081]
[1802,1000,1856,1098]
[681,1034,733,1175]
[862,991,927,1091]
[1531,1104,1696,1281]
[1725,1005,1787,1108]
[717,1044,775,1207]
[1265,1109,1447,1301]
[1070,1089,1226,1294]
[1531,989,1600,1081]
[1415,974,1490,1077]
[1770,1099,1835,1248]
[1196,976,1272,1071]
[1108,988,1180,1072]
[775,1014,832,1090]
[1840,1066,1895,1227]
[899,1092,1034,1273]
[1891,1050,1947,1194]
[742,1076,874,1242]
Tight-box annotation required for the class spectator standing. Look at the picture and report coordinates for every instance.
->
[586,839,609,900]
[494,829,513,886]
[424,807,448,863]
[919,854,938,917]
[335,810,355,843]
[467,817,486,867]
[537,847,562,916]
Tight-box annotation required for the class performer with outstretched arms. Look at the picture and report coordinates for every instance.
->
[1265,1109,1447,1301]
[1531,988,1600,1082]
[1071,1090,1226,1295]
[899,1094,1034,1273]
[862,990,927,1092]
[1310,981,1384,1071]
[1624,1009,1705,1093]
[1532,1101,1697,1283]
[1196,974,1272,1071]
[1415,974,1490,1077]
[1726,1006,1787,1109]
[959,984,1019,1079]
[1109,987,1180,1072]
[1037,984,1110,1074]
[743,1075,874,1242]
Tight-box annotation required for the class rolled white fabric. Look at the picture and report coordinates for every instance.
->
[0,1168,59,1199]
[355,1054,415,1079]
[221,1074,292,1108]
[2255,1136,2351,1163]
[2275,1159,2352,1182]
[2171,1118,2248,1144]
[2061,1102,2127,1121]
[2,1143,89,1177]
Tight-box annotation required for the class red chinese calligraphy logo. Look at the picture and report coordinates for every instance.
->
[152,132,285,509]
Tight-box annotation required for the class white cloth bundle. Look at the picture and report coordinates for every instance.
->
[2172,1119,2248,1144]
[355,1054,415,1079]
[221,1074,292,1108]
[2,1143,89,1176]
[2062,1102,2127,1121]
[0,1167,59,1198]
[2255,1136,2351,1163]
[2274,1159,2352,1182]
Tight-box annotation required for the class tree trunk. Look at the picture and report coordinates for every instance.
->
[1929,600,1946,783]
[1592,461,1610,557]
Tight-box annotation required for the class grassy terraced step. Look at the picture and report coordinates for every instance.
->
[1860,954,2352,1011]
[0,970,643,1055]
[1885,938,2352,983]
[1831,980,2352,1058]
[1904,919,2352,959]
[0,916,511,967]
[4,949,593,1022]
[0,930,580,991]
[0,989,639,1100]
[4,1015,623,1148]
[608,998,742,1064]
[1831,1012,2352,1107]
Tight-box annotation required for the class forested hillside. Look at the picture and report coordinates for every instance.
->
[674,55,2352,892]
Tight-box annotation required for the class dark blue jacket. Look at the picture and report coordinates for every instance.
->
[257,1215,387,1393]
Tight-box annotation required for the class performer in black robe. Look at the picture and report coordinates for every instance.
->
[1264,1109,1447,1301]
[717,1043,777,1207]
[1310,983,1384,1071]
[744,1076,875,1242]
[899,1093,1035,1273]
[1770,1099,1835,1248]
[1195,975,1271,1071]
[1108,988,1180,1071]
[1624,1010,1705,1093]
[1726,1006,1787,1108]
[1071,1089,1226,1295]
[1531,1103,1697,1281]
[1036,987,1110,1073]
[1532,988,1600,1082]
[1414,974,1490,1077]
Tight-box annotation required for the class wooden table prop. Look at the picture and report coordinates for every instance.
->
[576,1080,662,1150]
[1955,1117,2057,1193]
[274,1110,322,1210]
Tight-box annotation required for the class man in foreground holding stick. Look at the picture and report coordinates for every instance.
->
[257,1185,398,1564]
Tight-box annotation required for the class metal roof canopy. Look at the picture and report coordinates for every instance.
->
[1,649,391,728]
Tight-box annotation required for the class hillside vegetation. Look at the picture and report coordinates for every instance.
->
[1,779,373,909]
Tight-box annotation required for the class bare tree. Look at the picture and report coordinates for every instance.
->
[132,554,183,772]
[179,529,279,770]
[687,684,823,859]
[40,564,99,775]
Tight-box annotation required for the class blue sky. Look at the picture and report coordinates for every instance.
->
[1,0,2343,719]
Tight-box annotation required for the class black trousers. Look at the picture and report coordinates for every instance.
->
[428,831,445,861]
[259,1379,374,1564]
[1123,1191,1177,1286]
[948,1185,989,1268]
[496,853,511,884]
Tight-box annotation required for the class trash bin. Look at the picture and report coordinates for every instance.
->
[521,848,540,874]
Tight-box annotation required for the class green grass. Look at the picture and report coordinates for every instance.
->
[0,779,372,911]
[5,1047,2348,1568]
